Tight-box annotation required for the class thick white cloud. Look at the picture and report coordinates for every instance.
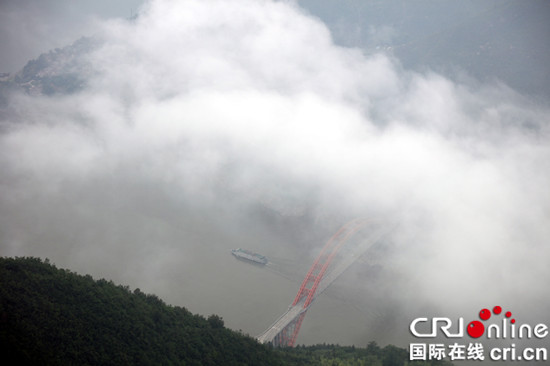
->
[1,0,549,346]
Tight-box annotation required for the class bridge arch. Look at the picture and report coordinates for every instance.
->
[257,217,390,347]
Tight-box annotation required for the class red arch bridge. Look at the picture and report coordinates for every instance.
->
[256,218,393,347]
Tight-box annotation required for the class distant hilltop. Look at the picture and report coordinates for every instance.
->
[0,37,98,100]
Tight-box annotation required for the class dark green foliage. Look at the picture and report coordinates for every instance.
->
[207,314,225,329]
[285,342,454,366]
[0,257,453,366]
[0,257,279,365]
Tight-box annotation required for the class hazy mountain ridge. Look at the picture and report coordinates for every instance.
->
[0,36,100,121]
[2,37,98,98]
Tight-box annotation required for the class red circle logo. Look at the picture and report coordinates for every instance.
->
[467,320,485,338]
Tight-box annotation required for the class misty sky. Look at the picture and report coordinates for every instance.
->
[1,0,549,350]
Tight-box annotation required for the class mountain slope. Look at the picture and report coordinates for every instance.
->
[0,256,282,365]
[0,257,451,365]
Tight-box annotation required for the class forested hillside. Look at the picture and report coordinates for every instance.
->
[0,257,451,365]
